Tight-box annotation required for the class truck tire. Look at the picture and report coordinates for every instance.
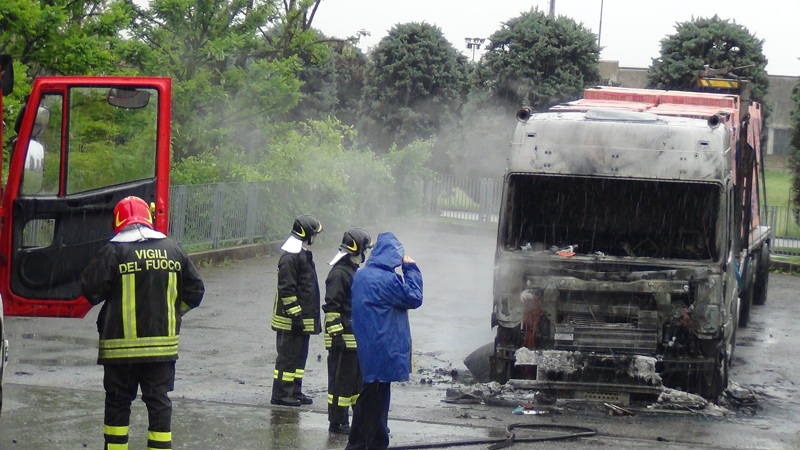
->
[738,256,754,328]
[697,342,729,403]
[752,242,770,306]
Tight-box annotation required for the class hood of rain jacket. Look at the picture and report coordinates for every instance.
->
[351,232,423,383]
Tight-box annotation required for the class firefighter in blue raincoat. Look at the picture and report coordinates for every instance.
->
[346,232,423,450]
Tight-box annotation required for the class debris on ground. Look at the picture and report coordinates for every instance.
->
[443,382,539,407]
[604,402,634,416]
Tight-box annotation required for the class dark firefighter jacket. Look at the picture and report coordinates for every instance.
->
[322,257,358,350]
[271,248,321,334]
[80,227,205,365]
[351,232,423,383]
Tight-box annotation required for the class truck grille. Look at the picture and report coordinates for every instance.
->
[554,312,658,354]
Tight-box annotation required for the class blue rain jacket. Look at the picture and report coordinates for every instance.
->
[351,232,423,383]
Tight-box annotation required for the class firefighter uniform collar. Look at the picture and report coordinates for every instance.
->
[281,235,305,253]
[111,225,167,243]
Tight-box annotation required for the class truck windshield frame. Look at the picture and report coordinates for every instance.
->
[500,173,721,261]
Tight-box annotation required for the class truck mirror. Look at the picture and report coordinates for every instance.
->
[0,54,13,96]
[107,88,150,109]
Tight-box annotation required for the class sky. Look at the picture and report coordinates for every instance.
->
[312,0,800,77]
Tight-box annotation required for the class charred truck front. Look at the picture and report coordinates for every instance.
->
[490,87,770,403]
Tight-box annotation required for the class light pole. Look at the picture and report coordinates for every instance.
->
[465,37,486,62]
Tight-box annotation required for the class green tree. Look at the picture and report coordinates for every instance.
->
[358,22,469,155]
[477,8,600,112]
[647,16,769,106]
[0,0,132,78]
[122,0,328,166]
[330,40,367,130]
[789,81,800,212]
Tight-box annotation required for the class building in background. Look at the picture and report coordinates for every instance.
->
[598,61,799,156]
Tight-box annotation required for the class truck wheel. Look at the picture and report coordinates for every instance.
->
[738,256,754,328]
[752,242,770,306]
[697,342,729,402]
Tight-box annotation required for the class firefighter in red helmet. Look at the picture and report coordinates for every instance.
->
[81,196,205,450]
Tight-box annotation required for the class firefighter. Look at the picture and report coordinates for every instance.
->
[346,232,423,450]
[81,196,205,450]
[270,214,323,407]
[323,228,373,434]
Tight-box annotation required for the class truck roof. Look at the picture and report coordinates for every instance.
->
[551,86,740,121]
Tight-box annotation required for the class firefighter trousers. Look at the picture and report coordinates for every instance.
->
[102,361,175,450]
[271,331,310,400]
[326,346,361,426]
[345,381,391,450]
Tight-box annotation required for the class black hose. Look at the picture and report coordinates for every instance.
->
[388,423,598,449]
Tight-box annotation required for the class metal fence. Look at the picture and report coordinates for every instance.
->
[169,182,291,249]
[764,205,800,255]
[423,174,502,224]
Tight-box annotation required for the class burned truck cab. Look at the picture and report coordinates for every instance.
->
[490,108,740,402]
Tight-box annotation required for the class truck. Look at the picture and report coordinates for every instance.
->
[0,54,173,414]
[489,79,771,403]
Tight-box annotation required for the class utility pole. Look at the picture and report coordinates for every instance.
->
[549,0,555,18]
[598,0,604,46]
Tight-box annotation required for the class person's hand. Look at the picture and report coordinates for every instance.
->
[292,317,305,333]
[403,255,415,264]
[331,334,346,352]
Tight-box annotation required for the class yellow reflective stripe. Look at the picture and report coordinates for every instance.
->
[122,273,137,338]
[100,345,179,360]
[285,305,301,315]
[148,430,172,442]
[271,320,291,331]
[99,336,179,360]
[166,272,177,336]
[274,369,296,382]
[295,369,304,379]
[104,425,129,436]
[327,393,358,407]
[108,444,128,450]
[324,312,341,322]
[327,324,344,334]
[273,316,291,325]
[100,336,179,349]
[343,334,357,349]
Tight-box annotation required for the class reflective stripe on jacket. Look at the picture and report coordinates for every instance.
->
[271,248,321,334]
[81,235,205,365]
[323,257,358,349]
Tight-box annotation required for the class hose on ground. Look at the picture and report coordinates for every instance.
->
[388,423,598,449]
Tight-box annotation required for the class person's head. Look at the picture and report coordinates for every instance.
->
[291,214,323,245]
[339,228,373,263]
[113,196,153,234]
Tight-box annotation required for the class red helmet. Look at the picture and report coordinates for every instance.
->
[113,196,153,234]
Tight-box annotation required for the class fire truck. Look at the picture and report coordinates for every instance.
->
[490,77,771,402]
[0,54,172,413]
